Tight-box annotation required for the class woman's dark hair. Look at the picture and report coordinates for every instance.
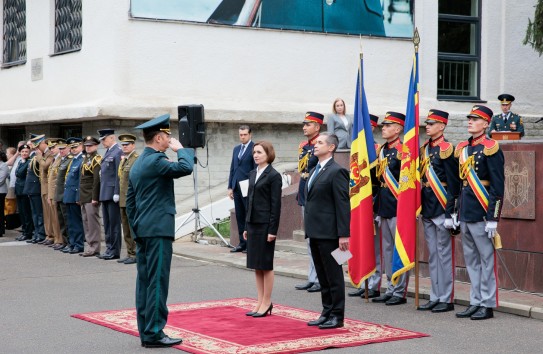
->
[253,141,276,164]
[0,151,7,162]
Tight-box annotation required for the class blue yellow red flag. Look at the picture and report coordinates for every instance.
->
[391,49,421,285]
[348,54,378,287]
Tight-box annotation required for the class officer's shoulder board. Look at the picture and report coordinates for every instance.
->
[439,141,454,159]
[482,138,500,156]
[67,155,74,159]
[298,141,309,149]
[94,155,102,163]
[454,140,469,158]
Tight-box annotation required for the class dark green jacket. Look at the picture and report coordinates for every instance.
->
[126,147,193,238]
[489,112,524,137]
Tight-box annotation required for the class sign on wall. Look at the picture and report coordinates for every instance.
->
[130,0,414,38]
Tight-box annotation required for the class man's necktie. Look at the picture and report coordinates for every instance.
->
[503,114,508,125]
[238,144,246,159]
[308,163,321,190]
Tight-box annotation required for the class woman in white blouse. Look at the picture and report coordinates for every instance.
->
[327,98,353,149]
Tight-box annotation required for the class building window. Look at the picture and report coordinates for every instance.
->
[3,126,26,148]
[54,0,82,55]
[2,0,26,67]
[437,0,480,100]
[59,124,82,140]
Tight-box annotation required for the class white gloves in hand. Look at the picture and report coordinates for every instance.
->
[485,221,498,238]
[113,194,120,203]
[451,213,460,228]
[444,218,454,229]
[375,216,381,227]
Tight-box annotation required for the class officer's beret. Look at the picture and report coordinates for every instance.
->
[18,144,31,152]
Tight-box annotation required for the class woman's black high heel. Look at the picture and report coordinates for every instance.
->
[245,311,257,316]
[252,303,273,317]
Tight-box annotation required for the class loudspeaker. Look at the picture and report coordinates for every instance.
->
[178,104,206,148]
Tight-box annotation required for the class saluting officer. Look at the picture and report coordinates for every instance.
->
[79,136,102,257]
[117,133,139,265]
[54,140,72,251]
[489,94,524,138]
[62,138,85,254]
[372,112,409,306]
[47,139,68,249]
[418,110,461,313]
[24,134,46,244]
[294,112,322,293]
[126,114,193,348]
[455,105,504,320]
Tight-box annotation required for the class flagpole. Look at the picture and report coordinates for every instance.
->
[413,28,420,309]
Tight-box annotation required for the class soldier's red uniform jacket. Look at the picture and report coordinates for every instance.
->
[297,134,319,206]
[455,134,505,222]
[375,138,402,218]
[420,135,461,219]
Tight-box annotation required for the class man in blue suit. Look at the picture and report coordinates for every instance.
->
[126,113,193,348]
[228,125,256,252]
[62,138,85,254]
[98,129,123,260]
[24,134,46,243]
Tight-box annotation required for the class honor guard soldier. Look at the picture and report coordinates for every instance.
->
[349,114,382,299]
[489,94,524,138]
[372,111,409,306]
[79,136,103,257]
[62,138,85,254]
[54,140,72,251]
[98,129,123,260]
[24,134,46,243]
[294,112,322,293]
[117,133,139,264]
[418,110,461,313]
[37,137,57,245]
[47,139,68,249]
[126,113,193,348]
[455,105,504,320]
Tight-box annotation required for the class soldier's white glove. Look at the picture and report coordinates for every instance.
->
[113,194,119,203]
[375,216,381,227]
[451,213,460,228]
[444,218,454,229]
[485,221,498,239]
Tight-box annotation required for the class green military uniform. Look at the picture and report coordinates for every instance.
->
[489,93,525,137]
[126,114,193,346]
[118,133,139,263]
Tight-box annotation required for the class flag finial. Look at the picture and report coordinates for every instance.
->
[413,27,420,52]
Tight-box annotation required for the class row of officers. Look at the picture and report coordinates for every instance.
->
[296,104,504,321]
[13,130,139,263]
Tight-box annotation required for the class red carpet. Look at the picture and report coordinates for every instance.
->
[72,298,428,353]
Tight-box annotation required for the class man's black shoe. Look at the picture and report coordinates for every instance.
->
[456,305,480,318]
[295,282,314,290]
[123,257,137,264]
[61,247,73,253]
[385,296,407,306]
[307,316,328,326]
[69,248,83,254]
[361,290,380,299]
[102,254,120,260]
[348,288,365,297]
[470,307,493,320]
[307,283,321,293]
[230,246,245,253]
[371,294,392,303]
[417,300,439,311]
[143,336,183,348]
[117,257,130,263]
[318,316,344,329]
[432,302,454,313]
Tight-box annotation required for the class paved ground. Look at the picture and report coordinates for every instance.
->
[1,230,542,354]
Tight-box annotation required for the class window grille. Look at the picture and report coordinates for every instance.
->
[54,0,82,54]
[2,0,26,66]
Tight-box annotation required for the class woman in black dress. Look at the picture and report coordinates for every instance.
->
[243,141,282,317]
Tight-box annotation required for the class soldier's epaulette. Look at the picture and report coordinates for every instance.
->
[67,155,74,159]
[395,143,403,160]
[94,155,102,162]
[376,144,385,157]
[454,141,469,158]
[439,141,453,159]
[298,141,309,149]
[482,138,499,156]
[420,141,429,158]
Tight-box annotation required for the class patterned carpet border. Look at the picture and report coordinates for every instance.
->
[72,298,429,353]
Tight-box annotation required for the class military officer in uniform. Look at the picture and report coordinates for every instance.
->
[24,134,46,243]
[79,136,102,257]
[15,144,34,241]
[418,110,461,313]
[47,139,67,249]
[54,140,72,251]
[489,94,524,138]
[372,112,409,306]
[98,129,123,260]
[126,114,193,348]
[117,133,139,265]
[455,105,504,320]
[37,137,57,245]
[62,138,85,254]
[294,112,322,293]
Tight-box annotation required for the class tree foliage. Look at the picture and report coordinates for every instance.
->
[524,0,543,56]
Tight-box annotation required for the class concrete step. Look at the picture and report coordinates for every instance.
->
[275,239,307,254]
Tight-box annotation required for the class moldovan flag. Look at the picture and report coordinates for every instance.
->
[348,55,378,287]
[391,50,421,285]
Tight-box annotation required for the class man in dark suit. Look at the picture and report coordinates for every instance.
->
[126,114,193,348]
[24,134,46,243]
[228,125,256,252]
[98,129,123,260]
[305,132,350,330]
[62,138,85,254]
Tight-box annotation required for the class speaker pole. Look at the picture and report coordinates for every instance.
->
[176,149,232,247]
